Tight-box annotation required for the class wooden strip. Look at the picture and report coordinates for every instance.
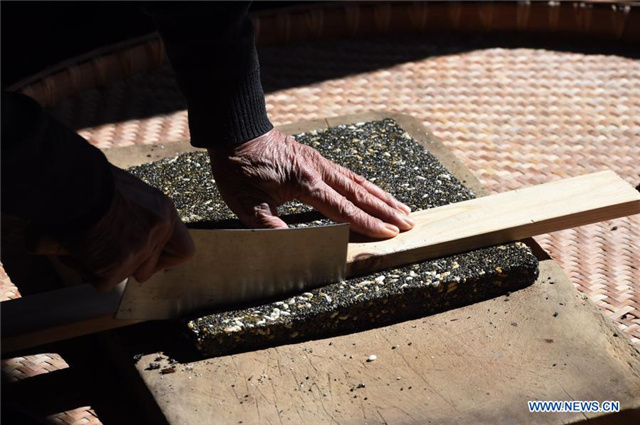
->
[1,282,140,354]
[347,170,640,276]
[5,104,640,354]
[3,171,638,354]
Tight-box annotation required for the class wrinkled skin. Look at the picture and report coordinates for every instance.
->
[64,129,413,291]
[64,166,195,292]
[208,128,415,238]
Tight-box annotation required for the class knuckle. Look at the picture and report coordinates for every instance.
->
[304,175,326,198]
[255,216,275,228]
[384,192,399,203]
[302,146,324,165]
[352,186,370,205]
[338,197,358,219]
[350,172,366,184]
[249,204,275,228]
[253,205,269,219]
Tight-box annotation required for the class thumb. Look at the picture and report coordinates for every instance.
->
[239,200,288,230]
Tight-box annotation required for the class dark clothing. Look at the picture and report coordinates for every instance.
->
[145,2,272,147]
[1,92,115,235]
[1,2,270,232]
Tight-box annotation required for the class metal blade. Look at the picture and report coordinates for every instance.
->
[116,224,349,320]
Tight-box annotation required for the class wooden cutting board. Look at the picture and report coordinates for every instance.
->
[103,113,640,425]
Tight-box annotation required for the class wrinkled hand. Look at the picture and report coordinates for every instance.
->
[63,166,195,292]
[208,129,415,238]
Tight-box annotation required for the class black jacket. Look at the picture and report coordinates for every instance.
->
[1,2,271,234]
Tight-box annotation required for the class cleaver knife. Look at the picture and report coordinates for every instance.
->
[115,224,350,320]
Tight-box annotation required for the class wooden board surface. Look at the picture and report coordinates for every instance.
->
[130,260,640,425]
[106,113,640,424]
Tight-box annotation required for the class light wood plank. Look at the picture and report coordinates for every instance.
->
[1,281,140,354]
[2,171,640,352]
[347,170,640,276]
[3,171,638,353]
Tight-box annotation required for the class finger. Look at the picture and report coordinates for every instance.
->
[216,183,289,230]
[132,233,168,283]
[247,202,289,229]
[230,197,288,230]
[322,170,414,231]
[359,178,412,215]
[133,252,162,283]
[80,251,142,293]
[339,167,412,215]
[110,221,189,284]
[312,151,412,215]
[298,179,399,239]
[155,218,196,268]
[87,250,145,292]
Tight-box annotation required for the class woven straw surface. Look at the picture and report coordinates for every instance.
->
[0,37,637,425]
[0,262,21,300]
[43,36,640,346]
[1,2,638,421]
[0,33,638,424]
[46,408,101,425]
[1,353,69,382]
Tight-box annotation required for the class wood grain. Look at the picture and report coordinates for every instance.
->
[1,281,139,354]
[347,170,640,276]
[130,260,640,425]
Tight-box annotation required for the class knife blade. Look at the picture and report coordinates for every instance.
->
[115,224,350,320]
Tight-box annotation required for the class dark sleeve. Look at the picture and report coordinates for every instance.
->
[144,1,273,148]
[1,92,114,236]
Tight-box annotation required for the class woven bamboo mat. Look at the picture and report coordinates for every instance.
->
[1,353,69,382]
[1,32,638,425]
[44,35,640,347]
[46,408,101,425]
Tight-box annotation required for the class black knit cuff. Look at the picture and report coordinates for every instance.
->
[188,66,273,149]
